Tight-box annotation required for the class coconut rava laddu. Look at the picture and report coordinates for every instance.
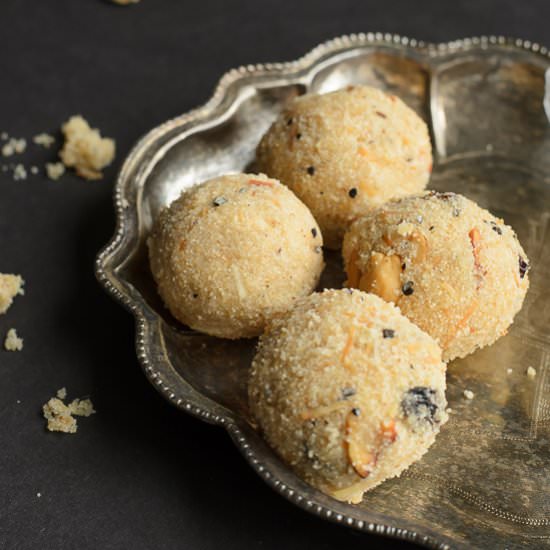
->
[148,173,324,339]
[249,289,447,504]
[343,191,530,361]
[256,85,432,249]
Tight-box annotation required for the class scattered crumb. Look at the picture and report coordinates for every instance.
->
[527,366,537,379]
[68,398,95,417]
[16,399,21,404]
[43,390,95,434]
[2,137,26,157]
[45,162,65,181]
[30,166,39,175]
[0,273,24,314]
[33,133,55,148]
[507,368,513,374]
[13,164,27,181]
[59,115,115,180]
[37,492,41,498]
[4,328,23,351]
[56,387,67,400]
[43,398,76,433]
[463,389,475,400]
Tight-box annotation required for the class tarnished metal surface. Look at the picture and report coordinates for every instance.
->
[95,34,550,549]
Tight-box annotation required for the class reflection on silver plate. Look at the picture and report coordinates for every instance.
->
[95,35,550,549]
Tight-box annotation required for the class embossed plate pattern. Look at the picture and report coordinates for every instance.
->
[96,35,550,549]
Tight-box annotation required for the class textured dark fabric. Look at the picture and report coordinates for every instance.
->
[0,1,547,548]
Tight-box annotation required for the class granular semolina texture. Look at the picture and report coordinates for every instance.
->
[148,173,324,339]
[249,289,447,503]
[343,191,529,361]
[256,85,432,249]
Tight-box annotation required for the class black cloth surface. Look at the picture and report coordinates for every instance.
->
[0,1,548,548]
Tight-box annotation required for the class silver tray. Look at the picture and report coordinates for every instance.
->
[95,34,550,549]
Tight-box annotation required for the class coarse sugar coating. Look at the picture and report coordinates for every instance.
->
[249,289,447,503]
[148,173,324,339]
[256,85,432,249]
[342,191,530,361]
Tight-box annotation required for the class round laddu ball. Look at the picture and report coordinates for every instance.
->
[148,173,324,339]
[249,289,447,503]
[256,85,432,249]
[342,191,530,361]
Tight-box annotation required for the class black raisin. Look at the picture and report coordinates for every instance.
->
[401,387,439,425]
[307,166,315,175]
[382,329,395,339]
[341,387,356,399]
[311,228,317,238]
[402,281,414,296]
[519,256,529,279]
[348,188,358,198]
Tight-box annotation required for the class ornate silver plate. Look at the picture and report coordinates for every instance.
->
[95,34,550,549]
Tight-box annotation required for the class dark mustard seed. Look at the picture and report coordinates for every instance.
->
[402,281,414,296]
[382,329,395,339]
[519,256,529,279]
[307,166,315,175]
[351,407,361,417]
[192,293,198,299]
[296,133,302,140]
[375,111,387,118]
[311,228,317,238]
[341,387,357,399]
[287,118,293,126]
[429,225,435,231]
[492,225,503,235]
[401,262,406,271]
[348,188,358,198]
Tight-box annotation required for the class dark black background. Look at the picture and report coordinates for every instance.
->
[0,1,548,549]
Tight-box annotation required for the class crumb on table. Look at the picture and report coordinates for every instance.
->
[2,137,26,157]
[43,390,95,434]
[4,328,23,351]
[0,273,24,315]
[527,366,537,379]
[33,133,55,148]
[46,162,65,181]
[463,389,475,400]
[59,115,115,180]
